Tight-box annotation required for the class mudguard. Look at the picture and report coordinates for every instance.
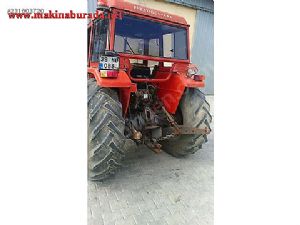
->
[157,63,205,114]
[88,67,137,115]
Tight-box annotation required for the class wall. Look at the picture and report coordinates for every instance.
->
[166,0,214,94]
[167,0,213,12]
[192,9,214,94]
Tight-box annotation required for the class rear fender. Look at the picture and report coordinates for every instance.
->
[88,67,136,115]
[156,64,205,114]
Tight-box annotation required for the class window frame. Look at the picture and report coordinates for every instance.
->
[113,14,189,61]
[90,18,110,63]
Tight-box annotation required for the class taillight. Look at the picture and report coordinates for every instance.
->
[100,70,118,78]
[187,68,197,77]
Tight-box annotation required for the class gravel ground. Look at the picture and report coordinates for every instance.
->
[88,96,214,225]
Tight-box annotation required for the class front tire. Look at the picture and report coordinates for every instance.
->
[88,79,125,181]
[160,88,212,157]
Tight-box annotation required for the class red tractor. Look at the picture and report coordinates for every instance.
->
[88,0,212,181]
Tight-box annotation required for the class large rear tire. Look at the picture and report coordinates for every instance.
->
[160,88,212,157]
[88,79,125,181]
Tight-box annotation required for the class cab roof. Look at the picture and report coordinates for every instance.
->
[97,0,188,26]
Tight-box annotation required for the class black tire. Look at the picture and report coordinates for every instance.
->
[160,88,212,157]
[88,78,125,181]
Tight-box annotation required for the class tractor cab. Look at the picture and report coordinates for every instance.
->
[87,0,202,83]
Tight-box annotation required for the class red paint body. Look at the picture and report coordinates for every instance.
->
[88,0,205,115]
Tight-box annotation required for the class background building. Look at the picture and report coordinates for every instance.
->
[88,0,214,94]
